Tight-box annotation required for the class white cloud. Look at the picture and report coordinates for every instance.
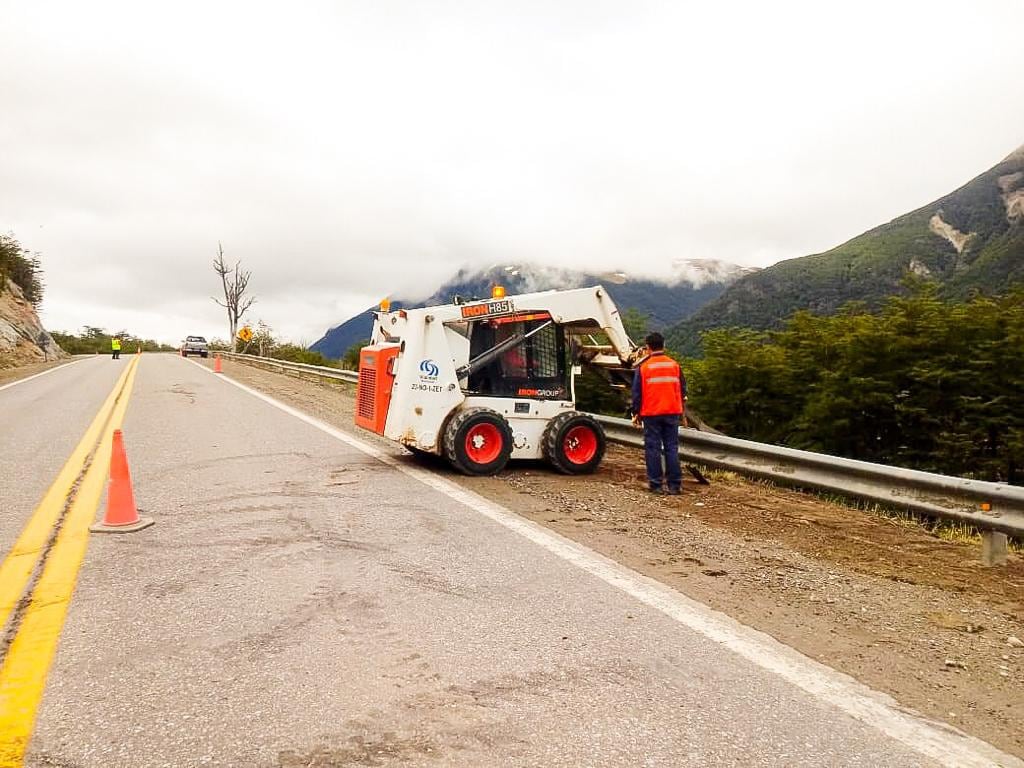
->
[3,0,1022,345]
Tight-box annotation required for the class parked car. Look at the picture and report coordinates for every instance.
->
[180,335,209,358]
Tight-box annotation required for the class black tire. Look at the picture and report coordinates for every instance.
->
[542,411,606,475]
[200,351,208,358]
[443,408,513,476]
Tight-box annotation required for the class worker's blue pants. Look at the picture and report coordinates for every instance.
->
[643,414,682,491]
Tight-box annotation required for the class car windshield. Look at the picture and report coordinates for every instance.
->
[186,336,206,342]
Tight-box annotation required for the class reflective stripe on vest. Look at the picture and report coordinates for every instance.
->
[639,354,683,416]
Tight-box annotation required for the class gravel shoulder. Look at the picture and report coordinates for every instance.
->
[201,357,1024,758]
[0,356,78,384]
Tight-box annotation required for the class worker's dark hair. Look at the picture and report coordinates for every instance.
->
[644,332,665,351]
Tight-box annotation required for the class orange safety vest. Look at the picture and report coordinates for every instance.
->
[639,353,684,416]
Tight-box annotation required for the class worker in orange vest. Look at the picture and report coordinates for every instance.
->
[631,332,686,494]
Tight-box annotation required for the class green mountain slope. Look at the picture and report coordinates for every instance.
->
[668,144,1024,353]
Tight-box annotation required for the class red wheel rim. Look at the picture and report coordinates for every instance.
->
[465,422,503,465]
[563,425,598,464]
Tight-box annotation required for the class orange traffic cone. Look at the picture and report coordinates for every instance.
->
[91,430,154,533]
[214,354,223,373]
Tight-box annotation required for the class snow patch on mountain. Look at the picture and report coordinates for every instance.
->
[670,258,760,287]
[399,258,755,301]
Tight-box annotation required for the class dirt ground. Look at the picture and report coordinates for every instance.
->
[0,357,74,384]
[201,357,1024,758]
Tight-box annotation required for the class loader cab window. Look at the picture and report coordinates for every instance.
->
[467,318,568,400]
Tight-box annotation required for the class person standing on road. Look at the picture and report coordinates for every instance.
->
[631,332,686,495]
[111,336,121,360]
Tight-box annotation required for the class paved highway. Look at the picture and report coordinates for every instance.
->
[0,354,1019,767]
[0,358,113,553]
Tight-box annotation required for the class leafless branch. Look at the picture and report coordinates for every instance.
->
[211,242,256,351]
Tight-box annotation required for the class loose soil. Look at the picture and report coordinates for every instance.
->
[201,357,1024,758]
[0,357,76,385]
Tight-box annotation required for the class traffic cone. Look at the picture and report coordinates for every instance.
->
[91,430,154,533]
[214,354,223,373]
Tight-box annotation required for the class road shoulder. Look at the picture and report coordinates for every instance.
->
[199,356,1024,759]
[0,357,80,389]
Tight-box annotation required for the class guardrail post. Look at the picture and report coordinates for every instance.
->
[981,531,1008,567]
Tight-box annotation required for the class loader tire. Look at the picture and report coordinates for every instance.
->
[443,408,513,476]
[543,411,606,475]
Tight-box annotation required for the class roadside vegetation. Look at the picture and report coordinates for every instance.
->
[0,233,44,306]
[51,327,175,354]
[210,320,342,368]
[685,284,1024,484]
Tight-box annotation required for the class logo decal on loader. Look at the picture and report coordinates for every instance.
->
[460,299,514,319]
[419,359,440,379]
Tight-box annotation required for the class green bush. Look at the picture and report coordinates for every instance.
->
[271,343,339,368]
[688,285,1024,483]
[0,234,44,307]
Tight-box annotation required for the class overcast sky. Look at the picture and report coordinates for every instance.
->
[3,0,1022,345]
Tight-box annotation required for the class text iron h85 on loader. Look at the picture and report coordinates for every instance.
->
[354,285,639,475]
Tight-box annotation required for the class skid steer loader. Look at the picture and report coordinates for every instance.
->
[355,285,640,475]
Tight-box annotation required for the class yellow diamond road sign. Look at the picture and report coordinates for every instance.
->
[238,326,252,342]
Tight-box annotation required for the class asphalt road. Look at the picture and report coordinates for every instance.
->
[1,354,1019,767]
[0,357,114,553]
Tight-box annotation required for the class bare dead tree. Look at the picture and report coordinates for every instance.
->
[212,243,256,351]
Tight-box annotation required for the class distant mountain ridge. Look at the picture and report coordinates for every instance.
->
[667,143,1024,353]
[311,260,755,359]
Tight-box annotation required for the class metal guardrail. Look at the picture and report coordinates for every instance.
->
[595,415,1024,539]
[217,351,359,383]
[213,351,1023,539]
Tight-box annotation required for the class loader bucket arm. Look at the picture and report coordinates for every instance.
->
[536,286,638,364]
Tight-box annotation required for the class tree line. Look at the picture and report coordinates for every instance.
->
[50,327,176,354]
[0,234,44,306]
[683,285,1024,484]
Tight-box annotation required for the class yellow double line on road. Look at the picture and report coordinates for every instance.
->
[0,355,141,766]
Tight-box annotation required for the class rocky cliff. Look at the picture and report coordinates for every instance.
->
[0,279,64,367]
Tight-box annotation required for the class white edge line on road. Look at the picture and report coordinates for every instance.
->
[187,358,1021,768]
[0,358,88,393]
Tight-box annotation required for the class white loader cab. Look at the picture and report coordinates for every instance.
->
[355,285,639,475]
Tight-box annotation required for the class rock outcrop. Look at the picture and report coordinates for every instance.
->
[0,279,64,367]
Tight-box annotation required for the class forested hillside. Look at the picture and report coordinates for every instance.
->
[669,144,1024,354]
